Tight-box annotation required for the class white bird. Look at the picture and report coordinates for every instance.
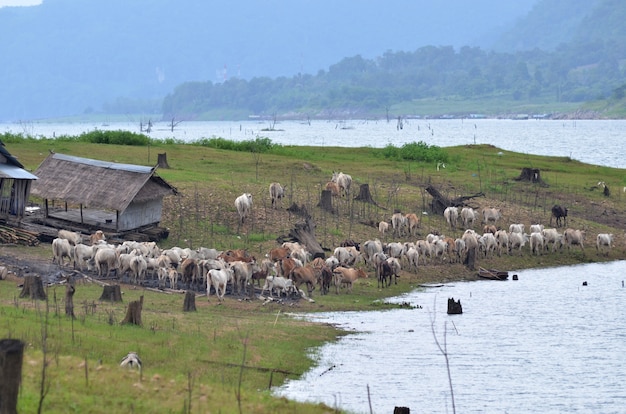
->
[120,352,142,370]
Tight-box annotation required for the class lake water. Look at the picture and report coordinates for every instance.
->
[276,261,626,413]
[3,118,626,168]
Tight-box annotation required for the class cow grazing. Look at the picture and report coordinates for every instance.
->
[235,193,253,224]
[596,233,614,256]
[444,206,459,230]
[324,181,341,197]
[269,182,285,209]
[551,205,568,228]
[331,171,352,196]
[261,276,296,298]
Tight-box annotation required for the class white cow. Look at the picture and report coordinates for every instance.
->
[57,229,83,246]
[378,221,390,238]
[542,228,563,252]
[509,223,525,234]
[508,232,529,255]
[482,207,502,225]
[460,207,476,229]
[563,228,585,251]
[235,193,253,224]
[52,237,74,266]
[207,268,233,301]
[391,212,407,237]
[331,171,352,196]
[596,233,613,256]
[529,224,544,234]
[529,232,544,255]
[269,182,285,209]
[494,230,509,257]
[443,206,459,230]
[479,233,497,258]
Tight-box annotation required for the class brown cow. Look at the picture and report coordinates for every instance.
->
[332,266,368,294]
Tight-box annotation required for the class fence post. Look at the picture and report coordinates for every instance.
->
[0,339,25,414]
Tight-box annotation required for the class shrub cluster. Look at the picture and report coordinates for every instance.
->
[193,136,275,152]
[382,141,448,163]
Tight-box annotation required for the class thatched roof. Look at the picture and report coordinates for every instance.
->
[30,153,177,211]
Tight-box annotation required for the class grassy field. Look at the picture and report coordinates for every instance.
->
[1,136,626,413]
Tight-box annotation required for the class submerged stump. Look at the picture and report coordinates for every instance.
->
[447,297,463,314]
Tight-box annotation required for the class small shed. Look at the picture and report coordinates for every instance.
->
[0,141,38,219]
[30,153,177,232]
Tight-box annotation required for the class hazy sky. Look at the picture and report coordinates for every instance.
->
[0,0,41,7]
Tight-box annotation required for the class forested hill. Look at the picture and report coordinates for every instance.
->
[163,0,626,120]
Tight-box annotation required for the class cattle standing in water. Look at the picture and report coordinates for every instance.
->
[550,204,568,227]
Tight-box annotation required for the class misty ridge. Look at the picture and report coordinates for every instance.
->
[1,0,624,121]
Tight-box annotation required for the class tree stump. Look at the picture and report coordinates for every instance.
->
[122,295,144,326]
[19,275,47,300]
[317,189,335,213]
[447,297,463,314]
[394,407,410,414]
[157,152,170,169]
[65,283,76,318]
[99,285,122,302]
[515,167,544,184]
[183,291,197,312]
[464,245,477,270]
[278,215,325,259]
[0,339,25,414]
[354,183,380,206]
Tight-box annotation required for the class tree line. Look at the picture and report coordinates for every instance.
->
[162,39,626,119]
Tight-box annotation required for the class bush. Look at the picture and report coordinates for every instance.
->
[382,141,448,163]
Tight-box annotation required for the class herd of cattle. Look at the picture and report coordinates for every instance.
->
[49,167,617,303]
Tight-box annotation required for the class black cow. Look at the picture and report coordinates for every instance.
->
[550,204,568,227]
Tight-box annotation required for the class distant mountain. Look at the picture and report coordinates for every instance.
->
[491,0,601,51]
[0,0,538,121]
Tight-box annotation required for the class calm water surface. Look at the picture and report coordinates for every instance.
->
[276,261,626,413]
[3,118,626,168]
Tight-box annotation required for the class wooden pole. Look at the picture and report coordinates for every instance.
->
[0,339,25,414]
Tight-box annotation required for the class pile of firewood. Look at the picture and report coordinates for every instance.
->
[0,225,40,246]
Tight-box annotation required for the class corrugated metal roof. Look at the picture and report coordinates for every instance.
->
[0,163,38,180]
[52,153,153,174]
